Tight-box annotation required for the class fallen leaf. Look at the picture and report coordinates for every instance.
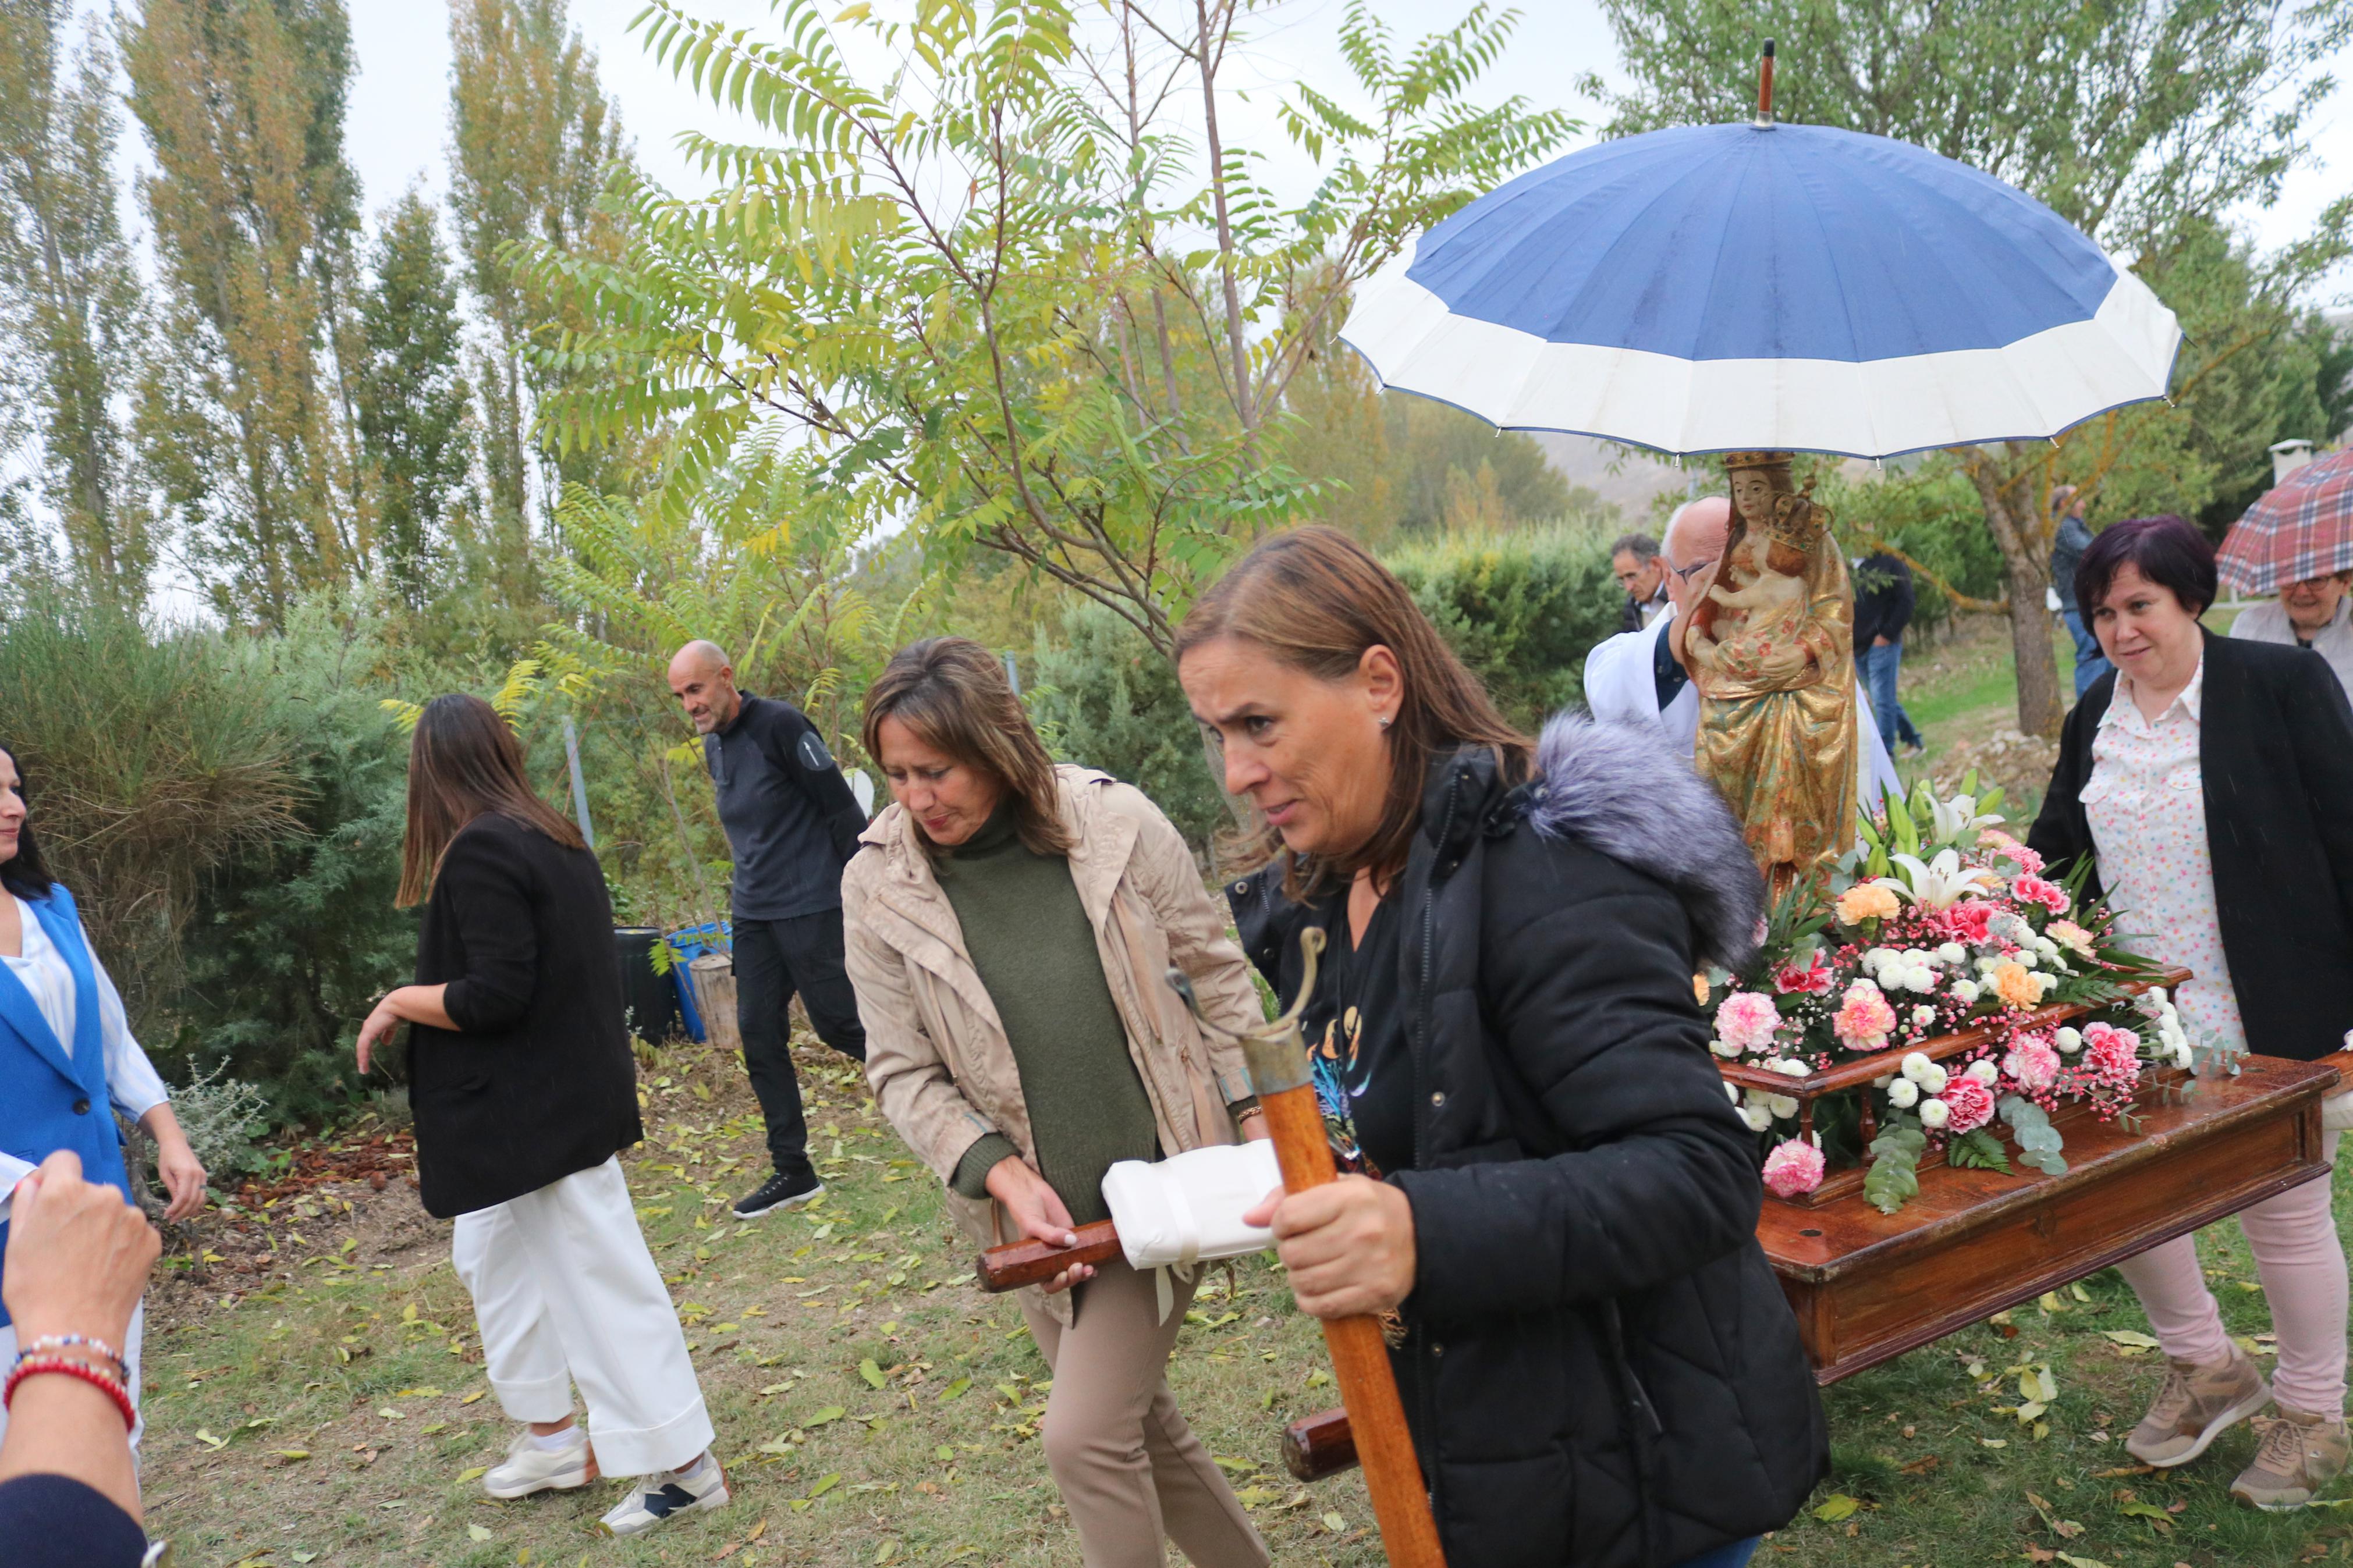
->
[2118,1499,2174,1531]
[194,1429,228,1450]
[2092,1464,2156,1479]
[805,1406,846,1427]
[1981,1438,2009,1449]
[460,1390,486,1405]
[1322,1512,1348,1533]
[1812,1494,1860,1523]
[939,1377,971,1402]
[747,1519,767,1541]
[467,1524,492,1542]
[860,1359,888,1389]
[807,1473,841,1500]
[457,1465,488,1482]
[272,1449,311,1462]
[2054,1555,2113,1568]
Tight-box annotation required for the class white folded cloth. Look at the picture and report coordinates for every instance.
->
[1101,1140,1283,1320]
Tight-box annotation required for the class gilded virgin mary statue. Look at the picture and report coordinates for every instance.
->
[1683,451,1859,897]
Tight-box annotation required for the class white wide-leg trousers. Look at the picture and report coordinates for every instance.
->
[450,1156,712,1477]
[0,1300,144,1450]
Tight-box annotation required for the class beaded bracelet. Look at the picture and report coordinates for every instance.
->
[3,1354,136,1430]
[16,1332,127,1381]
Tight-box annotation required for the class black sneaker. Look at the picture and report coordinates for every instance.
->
[732,1169,823,1218]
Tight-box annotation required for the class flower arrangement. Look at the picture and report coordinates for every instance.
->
[1707,778,2214,1213]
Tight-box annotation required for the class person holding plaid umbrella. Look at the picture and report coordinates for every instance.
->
[2220,448,2353,694]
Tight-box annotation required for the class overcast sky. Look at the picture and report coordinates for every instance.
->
[335,0,2353,294]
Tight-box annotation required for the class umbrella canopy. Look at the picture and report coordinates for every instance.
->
[1339,122,2181,459]
[2217,447,2353,595]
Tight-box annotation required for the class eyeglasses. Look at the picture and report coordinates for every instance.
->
[1670,559,1716,583]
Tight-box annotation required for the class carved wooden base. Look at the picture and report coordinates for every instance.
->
[1762,1053,2340,1384]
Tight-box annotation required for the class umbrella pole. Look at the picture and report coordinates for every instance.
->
[1755,38,1776,127]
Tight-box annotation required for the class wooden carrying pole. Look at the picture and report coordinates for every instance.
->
[1754,38,1776,127]
[1171,932,1447,1568]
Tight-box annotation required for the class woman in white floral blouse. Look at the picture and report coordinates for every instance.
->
[2031,513,2353,1511]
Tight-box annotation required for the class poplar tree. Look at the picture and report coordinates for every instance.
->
[123,0,370,629]
[0,3,151,605]
[355,190,474,609]
[448,0,629,550]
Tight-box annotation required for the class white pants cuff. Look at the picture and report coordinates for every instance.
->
[451,1157,714,1477]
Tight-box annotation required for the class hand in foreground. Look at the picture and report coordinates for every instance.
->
[1243,1174,1416,1320]
[985,1155,1092,1295]
[3,1150,159,1350]
[1238,1114,1272,1143]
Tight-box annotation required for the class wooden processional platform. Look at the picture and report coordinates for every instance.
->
[1766,1052,2340,1384]
[1276,1053,2341,1481]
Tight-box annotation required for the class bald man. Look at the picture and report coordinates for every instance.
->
[1583,496,1902,804]
[668,641,869,1218]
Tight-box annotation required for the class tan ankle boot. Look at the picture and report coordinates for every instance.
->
[2231,1403,2351,1510]
[2125,1349,2271,1467]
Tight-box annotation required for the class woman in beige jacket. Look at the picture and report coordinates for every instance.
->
[843,638,1272,1568]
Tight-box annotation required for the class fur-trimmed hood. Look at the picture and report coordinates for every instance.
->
[1521,709,1763,971]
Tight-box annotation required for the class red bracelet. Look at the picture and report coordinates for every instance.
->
[3,1354,136,1430]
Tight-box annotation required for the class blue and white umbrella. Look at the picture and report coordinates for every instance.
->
[1339,122,2181,459]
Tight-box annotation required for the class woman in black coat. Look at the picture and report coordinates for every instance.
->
[1176,528,1825,1568]
[355,695,728,1538]
[2027,515,2353,1510]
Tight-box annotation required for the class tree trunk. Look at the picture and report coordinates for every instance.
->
[1955,443,2065,738]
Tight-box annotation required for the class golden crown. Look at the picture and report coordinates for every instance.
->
[1762,492,1827,553]
[1720,450,1795,471]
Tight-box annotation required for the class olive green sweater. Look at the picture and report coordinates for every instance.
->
[941,802,1157,1225]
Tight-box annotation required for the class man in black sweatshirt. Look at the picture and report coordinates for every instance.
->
[668,640,869,1217]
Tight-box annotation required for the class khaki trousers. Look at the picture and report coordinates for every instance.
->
[1017,1257,1270,1568]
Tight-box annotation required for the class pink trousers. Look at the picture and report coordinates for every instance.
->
[2113,1132,2345,1416]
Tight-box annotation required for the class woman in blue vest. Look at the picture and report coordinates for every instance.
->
[0,744,206,1444]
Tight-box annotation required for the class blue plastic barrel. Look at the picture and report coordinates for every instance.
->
[667,922,733,1043]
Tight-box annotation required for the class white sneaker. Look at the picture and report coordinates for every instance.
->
[483,1425,597,1498]
[598,1455,730,1535]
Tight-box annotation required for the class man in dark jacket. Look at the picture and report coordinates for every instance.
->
[2049,486,2109,697]
[1852,552,1925,754]
[669,641,869,1217]
[1612,532,1670,635]
[1229,717,1826,1568]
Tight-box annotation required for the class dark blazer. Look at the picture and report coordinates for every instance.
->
[407,812,644,1217]
[2027,630,2353,1062]
[1230,720,1823,1568]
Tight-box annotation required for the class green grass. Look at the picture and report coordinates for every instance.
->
[140,1043,1381,1567]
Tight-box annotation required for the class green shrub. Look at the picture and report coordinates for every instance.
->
[1815,460,2004,640]
[1026,604,1229,852]
[1384,522,1620,729]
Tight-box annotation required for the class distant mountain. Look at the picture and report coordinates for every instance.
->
[1529,432,1699,520]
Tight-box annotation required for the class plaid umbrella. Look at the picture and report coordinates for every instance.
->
[2218,447,2353,595]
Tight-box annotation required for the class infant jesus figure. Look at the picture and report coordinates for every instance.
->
[1684,506,1810,663]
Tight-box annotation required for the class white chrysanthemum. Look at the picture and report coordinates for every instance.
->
[1709,1038,1740,1058]
[1951,979,1981,1005]
[1965,1059,2000,1086]
[1745,1088,1770,1107]
[2173,1040,2195,1069]
[1871,1073,1896,1089]
[1900,1051,1933,1083]
[1886,1078,1920,1108]
[1767,1093,1800,1119]
[1918,1062,1950,1095]
[1975,955,2002,975]
[2035,970,2059,997]
[1774,1058,1811,1079]
[1724,1080,1742,1105]
[1918,1097,1951,1129]
[1741,1104,1774,1132]
[1911,1005,1937,1027]
[1937,943,1968,966]
[2055,1026,2084,1054]
[2014,948,2040,969]
[1863,947,1898,975]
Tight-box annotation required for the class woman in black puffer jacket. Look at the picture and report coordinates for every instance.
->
[1177,527,1826,1568]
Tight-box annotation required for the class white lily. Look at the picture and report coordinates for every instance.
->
[1928,792,2004,844]
[1871,849,2001,911]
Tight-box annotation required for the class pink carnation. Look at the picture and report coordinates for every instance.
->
[1940,901,1994,945]
[2002,1036,2061,1093]
[1940,1075,1996,1135]
[1832,982,1899,1051]
[1980,830,2046,875]
[2010,874,2071,916]
[2083,1021,2142,1078]
[1715,991,1783,1055]
[1761,1138,1826,1199]
[1775,955,1833,995]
